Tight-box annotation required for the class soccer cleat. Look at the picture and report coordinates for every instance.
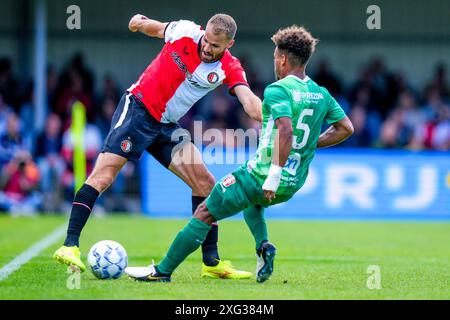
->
[125,262,171,282]
[201,260,252,279]
[256,241,276,283]
[53,245,86,272]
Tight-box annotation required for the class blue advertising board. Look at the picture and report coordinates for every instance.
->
[141,149,450,220]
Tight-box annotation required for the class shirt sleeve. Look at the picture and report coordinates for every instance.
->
[164,20,202,43]
[323,87,346,124]
[222,57,249,96]
[263,85,292,120]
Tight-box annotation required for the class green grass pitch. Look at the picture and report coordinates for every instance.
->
[0,215,449,299]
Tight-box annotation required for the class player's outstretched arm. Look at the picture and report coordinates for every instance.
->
[128,14,168,39]
[234,85,263,122]
[317,116,354,148]
[262,116,293,202]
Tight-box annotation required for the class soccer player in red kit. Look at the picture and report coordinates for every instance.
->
[53,13,262,279]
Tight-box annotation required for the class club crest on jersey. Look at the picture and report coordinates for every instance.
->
[222,174,236,188]
[207,72,219,84]
[120,139,132,153]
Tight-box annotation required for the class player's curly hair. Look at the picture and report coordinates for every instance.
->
[271,25,319,67]
[207,13,237,40]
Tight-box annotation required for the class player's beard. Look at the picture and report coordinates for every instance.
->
[201,52,214,62]
[200,47,224,63]
[274,67,280,81]
[202,52,223,63]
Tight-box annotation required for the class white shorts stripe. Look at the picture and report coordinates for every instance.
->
[114,93,131,130]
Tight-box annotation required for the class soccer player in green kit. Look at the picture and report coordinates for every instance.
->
[125,25,354,283]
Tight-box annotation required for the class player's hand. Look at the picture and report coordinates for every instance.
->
[263,190,276,203]
[262,164,282,203]
[129,14,149,32]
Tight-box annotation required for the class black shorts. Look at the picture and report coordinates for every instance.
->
[102,92,190,167]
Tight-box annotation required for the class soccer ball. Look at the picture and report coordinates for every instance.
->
[87,240,128,279]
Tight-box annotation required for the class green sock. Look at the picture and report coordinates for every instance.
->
[243,206,268,250]
[157,218,211,275]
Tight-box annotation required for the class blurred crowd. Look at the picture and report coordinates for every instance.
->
[0,54,136,215]
[0,53,449,215]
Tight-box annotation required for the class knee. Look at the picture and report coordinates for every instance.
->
[193,202,216,225]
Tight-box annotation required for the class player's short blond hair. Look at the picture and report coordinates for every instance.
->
[271,25,319,67]
[207,14,237,40]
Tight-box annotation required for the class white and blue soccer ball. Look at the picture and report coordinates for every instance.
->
[87,240,128,279]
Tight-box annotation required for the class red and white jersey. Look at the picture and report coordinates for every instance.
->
[128,20,249,123]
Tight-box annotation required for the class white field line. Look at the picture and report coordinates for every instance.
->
[0,224,66,282]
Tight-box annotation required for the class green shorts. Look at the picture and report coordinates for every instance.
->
[206,166,293,221]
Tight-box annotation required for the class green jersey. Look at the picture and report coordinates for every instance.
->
[246,75,346,196]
